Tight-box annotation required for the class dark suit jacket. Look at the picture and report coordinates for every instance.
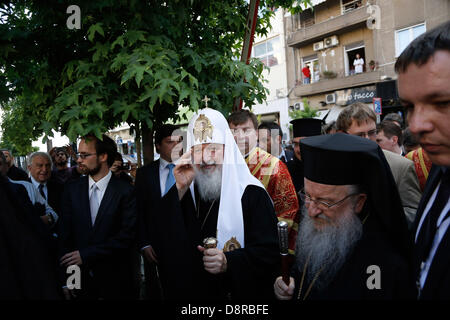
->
[413,165,450,299]
[58,174,137,299]
[0,178,61,299]
[7,165,29,182]
[28,176,64,216]
[47,177,64,216]
[280,149,294,164]
[135,160,161,251]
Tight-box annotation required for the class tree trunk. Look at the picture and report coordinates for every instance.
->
[135,122,143,168]
[141,122,154,166]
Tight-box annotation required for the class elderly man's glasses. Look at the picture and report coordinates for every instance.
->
[76,153,96,159]
[299,189,359,210]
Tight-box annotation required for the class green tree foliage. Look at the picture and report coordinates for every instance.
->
[288,98,319,119]
[0,0,310,155]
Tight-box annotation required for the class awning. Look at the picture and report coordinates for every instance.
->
[321,105,347,124]
[300,0,327,10]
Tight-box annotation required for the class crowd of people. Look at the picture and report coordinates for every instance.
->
[0,21,449,301]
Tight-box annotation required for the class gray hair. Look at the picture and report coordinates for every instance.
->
[29,152,53,167]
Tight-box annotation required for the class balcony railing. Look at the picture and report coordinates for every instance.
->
[287,5,370,47]
[293,70,382,97]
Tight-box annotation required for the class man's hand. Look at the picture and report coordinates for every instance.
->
[274,276,295,300]
[142,246,158,264]
[197,246,227,274]
[60,251,83,267]
[62,287,77,300]
[173,150,195,199]
[40,214,52,226]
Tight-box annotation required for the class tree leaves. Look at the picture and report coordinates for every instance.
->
[0,0,311,154]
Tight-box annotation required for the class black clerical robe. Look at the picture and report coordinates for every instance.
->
[158,184,280,300]
[293,230,416,300]
[286,158,304,194]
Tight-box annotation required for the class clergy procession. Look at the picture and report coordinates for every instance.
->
[1,20,450,302]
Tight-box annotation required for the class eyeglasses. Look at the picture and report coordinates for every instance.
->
[299,189,359,211]
[76,153,96,159]
[348,129,378,138]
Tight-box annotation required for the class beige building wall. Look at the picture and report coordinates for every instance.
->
[285,0,450,108]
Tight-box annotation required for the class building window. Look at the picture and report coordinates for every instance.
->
[341,0,363,14]
[344,42,366,76]
[395,23,426,57]
[253,37,281,67]
[301,54,320,84]
[296,8,315,29]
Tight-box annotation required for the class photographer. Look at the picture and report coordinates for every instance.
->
[110,152,134,185]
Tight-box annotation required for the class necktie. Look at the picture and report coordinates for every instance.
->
[164,163,176,196]
[38,184,46,200]
[416,169,450,264]
[90,184,100,225]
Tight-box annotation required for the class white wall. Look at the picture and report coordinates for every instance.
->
[251,9,291,141]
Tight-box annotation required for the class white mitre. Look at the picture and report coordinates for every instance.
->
[187,108,264,251]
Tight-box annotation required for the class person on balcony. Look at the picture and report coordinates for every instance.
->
[353,54,364,74]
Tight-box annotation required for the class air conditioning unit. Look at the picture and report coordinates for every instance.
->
[324,35,339,48]
[294,102,304,110]
[313,41,324,51]
[325,93,336,104]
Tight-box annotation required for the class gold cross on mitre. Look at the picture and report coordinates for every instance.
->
[202,95,211,108]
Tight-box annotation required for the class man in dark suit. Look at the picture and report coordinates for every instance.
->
[58,134,137,300]
[396,21,450,299]
[135,124,182,299]
[0,154,61,299]
[28,152,64,219]
[257,122,294,163]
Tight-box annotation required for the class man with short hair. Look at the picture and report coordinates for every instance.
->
[274,134,415,300]
[382,112,404,129]
[51,147,76,184]
[336,103,422,228]
[58,134,137,300]
[1,149,28,181]
[228,110,299,255]
[28,152,64,217]
[158,108,279,300]
[1,152,58,228]
[376,121,404,155]
[257,122,293,163]
[395,21,450,299]
[136,124,182,299]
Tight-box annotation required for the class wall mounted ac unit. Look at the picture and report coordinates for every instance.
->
[313,41,324,51]
[294,102,304,110]
[324,35,339,48]
[325,93,336,104]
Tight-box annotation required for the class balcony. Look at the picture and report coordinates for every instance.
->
[287,5,371,47]
[293,70,382,97]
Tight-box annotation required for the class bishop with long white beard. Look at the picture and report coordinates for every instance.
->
[274,133,416,300]
[156,108,279,300]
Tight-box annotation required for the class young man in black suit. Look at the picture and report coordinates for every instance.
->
[135,124,182,299]
[396,21,450,299]
[58,134,137,300]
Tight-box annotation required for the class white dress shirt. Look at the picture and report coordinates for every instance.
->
[159,158,173,196]
[30,176,48,200]
[9,178,58,223]
[415,178,450,290]
[88,170,112,215]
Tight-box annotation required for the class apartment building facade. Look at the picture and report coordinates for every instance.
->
[250,8,293,142]
[285,0,450,122]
